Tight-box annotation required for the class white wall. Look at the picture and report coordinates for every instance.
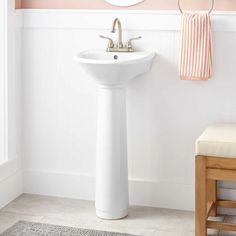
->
[20,10,236,211]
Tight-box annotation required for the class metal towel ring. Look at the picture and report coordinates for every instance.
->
[178,0,214,14]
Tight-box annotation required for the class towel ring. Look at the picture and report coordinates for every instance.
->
[178,0,214,14]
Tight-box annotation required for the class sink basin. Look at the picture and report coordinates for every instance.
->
[75,49,155,220]
[75,50,155,86]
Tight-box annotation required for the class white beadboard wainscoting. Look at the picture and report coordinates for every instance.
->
[0,0,22,209]
[18,10,236,211]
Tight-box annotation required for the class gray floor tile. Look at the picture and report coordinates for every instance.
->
[153,230,195,236]
[0,211,43,234]
[1,194,234,236]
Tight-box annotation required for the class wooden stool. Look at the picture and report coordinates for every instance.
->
[195,124,236,235]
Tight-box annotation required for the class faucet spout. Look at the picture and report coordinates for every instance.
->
[111,18,123,48]
[100,18,141,52]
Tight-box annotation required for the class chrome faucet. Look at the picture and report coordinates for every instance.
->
[99,18,142,52]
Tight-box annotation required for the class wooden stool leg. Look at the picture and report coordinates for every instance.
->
[195,156,207,236]
[207,179,217,216]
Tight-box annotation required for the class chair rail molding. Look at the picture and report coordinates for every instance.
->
[17,9,236,32]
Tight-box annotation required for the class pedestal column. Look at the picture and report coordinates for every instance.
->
[95,85,129,220]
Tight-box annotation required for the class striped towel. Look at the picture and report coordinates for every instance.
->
[179,12,212,80]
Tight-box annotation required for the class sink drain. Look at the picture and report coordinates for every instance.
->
[113,55,118,60]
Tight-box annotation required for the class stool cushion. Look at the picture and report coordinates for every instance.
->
[196,124,236,158]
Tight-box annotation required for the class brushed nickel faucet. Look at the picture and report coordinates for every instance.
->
[99,18,142,52]
[111,18,123,49]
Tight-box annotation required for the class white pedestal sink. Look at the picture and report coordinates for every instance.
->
[75,50,155,220]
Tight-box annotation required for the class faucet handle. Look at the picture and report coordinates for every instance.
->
[99,35,114,48]
[126,36,142,52]
[127,36,142,45]
[125,36,142,52]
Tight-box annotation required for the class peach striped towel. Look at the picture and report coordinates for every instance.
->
[179,12,212,80]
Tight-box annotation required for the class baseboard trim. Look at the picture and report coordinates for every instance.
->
[23,169,194,211]
[23,169,236,212]
[0,164,22,209]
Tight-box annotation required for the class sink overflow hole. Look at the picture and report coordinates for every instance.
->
[114,55,118,60]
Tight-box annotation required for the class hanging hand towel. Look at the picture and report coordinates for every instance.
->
[179,13,212,80]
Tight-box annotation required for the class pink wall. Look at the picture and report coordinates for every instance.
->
[16,0,236,11]
[15,0,21,8]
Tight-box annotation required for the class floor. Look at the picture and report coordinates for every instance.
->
[0,194,235,236]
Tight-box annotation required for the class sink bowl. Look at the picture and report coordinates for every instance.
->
[75,50,155,87]
[75,49,155,220]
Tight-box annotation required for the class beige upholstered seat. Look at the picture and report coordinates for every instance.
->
[196,123,236,158]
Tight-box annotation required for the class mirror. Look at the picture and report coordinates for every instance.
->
[105,0,145,7]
